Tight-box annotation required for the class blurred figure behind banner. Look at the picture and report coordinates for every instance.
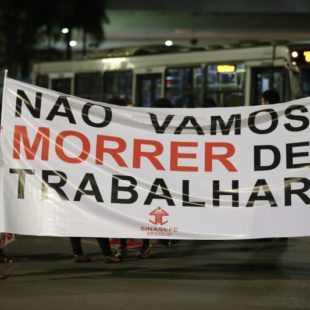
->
[152,98,173,108]
[260,89,280,105]
[202,97,217,108]
[106,97,128,106]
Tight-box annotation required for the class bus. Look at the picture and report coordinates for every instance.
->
[32,44,302,108]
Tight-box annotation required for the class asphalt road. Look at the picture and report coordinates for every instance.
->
[0,236,310,309]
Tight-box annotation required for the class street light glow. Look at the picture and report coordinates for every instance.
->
[61,28,69,34]
[291,51,298,58]
[165,40,173,47]
[69,40,77,47]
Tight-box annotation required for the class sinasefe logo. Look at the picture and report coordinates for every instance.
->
[149,207,169,225]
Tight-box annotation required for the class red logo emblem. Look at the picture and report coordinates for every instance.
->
[149,207,169,225]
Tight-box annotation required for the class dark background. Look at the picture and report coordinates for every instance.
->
[1,0,310,80]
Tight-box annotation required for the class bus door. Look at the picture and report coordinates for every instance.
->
[252,67,286,105]
[103,70,133,102]
[136,74,162,107]
[166,66,203,108]
[205,63,246,107]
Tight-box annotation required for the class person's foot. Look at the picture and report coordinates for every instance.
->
[2,256,14,264]
[115,247,128,260]
[138,247,151,259]
[73,254,91,263]
[3,256,14,264]
[103,255,122,263]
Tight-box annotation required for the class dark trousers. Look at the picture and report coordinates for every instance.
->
[70,237,112,256]
[119,238,149,250]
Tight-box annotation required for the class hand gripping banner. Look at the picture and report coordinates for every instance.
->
[0,77,310,239]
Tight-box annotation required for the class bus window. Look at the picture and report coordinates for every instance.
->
[205,63,246,107]
[103,70,133,102]
[165,67,202,108]
[51,78,71,94]
[74,72,102,101]
[252,67,286,105]
[136,74,162,107]
[36,75,48,88]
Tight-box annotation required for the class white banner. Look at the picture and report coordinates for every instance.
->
[0,78,310,239]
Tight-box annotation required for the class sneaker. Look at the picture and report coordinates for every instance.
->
[138,247,151,259]
[115,248,128,260]
[103,255,122,263]
[73,254,91,263]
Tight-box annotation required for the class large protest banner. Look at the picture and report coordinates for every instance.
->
[0,77,310,239]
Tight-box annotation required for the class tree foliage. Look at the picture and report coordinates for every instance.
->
[0,0,108,79]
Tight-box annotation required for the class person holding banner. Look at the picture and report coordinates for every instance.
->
[0,233,14,263]
[69,96,128,264]
[260,89,288,243]
[116,98,176,260]
[0,127,14,265]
